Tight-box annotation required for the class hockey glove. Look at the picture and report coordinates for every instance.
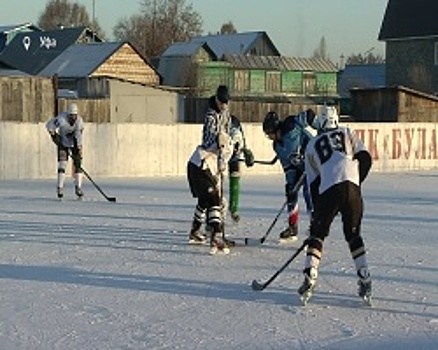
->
[243,148,255,167]
[289,153,304,173]
[353,151,372,183]
[50,132,61,146]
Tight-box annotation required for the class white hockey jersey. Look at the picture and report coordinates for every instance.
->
[46,112,84,148]
[305,126,368,195]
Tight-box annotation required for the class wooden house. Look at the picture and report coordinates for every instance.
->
[38,41,161,96]
[158,41,217,87]
[350,85,438,122]
[159,31,337,100]
[379,0,438,94]
[337,64,386,114]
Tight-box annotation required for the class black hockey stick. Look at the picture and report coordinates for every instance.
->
[238,158,277,165]
[81,167,116,202]
[244,200,287,246]
[243,173,305,246]
[251,240,308,291]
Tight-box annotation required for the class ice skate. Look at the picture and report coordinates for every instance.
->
[57,187,64,200]
[75,185,84,200]
[209,232,230,255]
[230,211,240,223]
[223,236,236,247]
[279,223,298,243]
[298,267,318,306]
[357,267,372,306]
[188,229,207,245]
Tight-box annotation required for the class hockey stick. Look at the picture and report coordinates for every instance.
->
[251,240,308,291]
[243,173,305,246]
[70,151,116,202]
[238,158,276,165]
[81,167,116,202]
[244,200,287,246]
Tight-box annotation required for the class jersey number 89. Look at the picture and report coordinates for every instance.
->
[314,131,346,164]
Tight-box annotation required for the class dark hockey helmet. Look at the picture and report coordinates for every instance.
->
[216,85,230,103]
[263,111,281,134]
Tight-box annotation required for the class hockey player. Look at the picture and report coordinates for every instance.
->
[298,105,373,305]
[187,85,234,254]
[46,102,84,199]
[228,115,255,222]
[261,109,317,241]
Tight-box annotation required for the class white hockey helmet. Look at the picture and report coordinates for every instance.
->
[67,102,78,115]
[318,105,339,131]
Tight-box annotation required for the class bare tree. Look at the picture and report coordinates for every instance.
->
[113,0,203,59]
[313,36,328,59]
[220,21,237,34]
[37,0,106,39]
[346,52,385,65]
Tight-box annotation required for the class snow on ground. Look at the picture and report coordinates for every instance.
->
[0,171,437,349]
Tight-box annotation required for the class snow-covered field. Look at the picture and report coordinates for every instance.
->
[1,171,437,349]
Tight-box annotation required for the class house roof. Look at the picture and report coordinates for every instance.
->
[337,64,386,98]
[0,22,42,34]
[190,31,280,58]
[0,60,29,76]
[38,42,125,77]
[379,0,438,40]
[0,23,41,34]
[0,26,103,74]
[0,68,29,76]
[223,54,338,72]
[161,41,216,59]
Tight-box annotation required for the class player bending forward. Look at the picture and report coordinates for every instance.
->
[299,105,373,305]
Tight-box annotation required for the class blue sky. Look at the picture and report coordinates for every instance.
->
[1,0,388,64]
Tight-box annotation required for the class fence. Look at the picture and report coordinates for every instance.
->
[1,121,437,180]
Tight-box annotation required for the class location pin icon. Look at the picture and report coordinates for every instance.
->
[23,36,31,51]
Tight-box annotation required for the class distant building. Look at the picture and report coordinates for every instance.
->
[159,31,338,100]
[379,0,438,94]
[0,23,40,52]
[0,26,103,75]
[337,64,386,114]
[38,41,161,95]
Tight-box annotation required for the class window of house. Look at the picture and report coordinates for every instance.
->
[303,72,316,95]
[266,71,281,92]
[234,70,249,92]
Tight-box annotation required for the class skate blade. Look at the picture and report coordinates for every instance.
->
[362,295,372,306]
[209,246,231,255]
[188,239,207,245]
[279,236,298,244]
[300,291,313,306]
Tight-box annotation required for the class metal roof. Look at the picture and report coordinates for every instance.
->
[337,64,386,97]
[0,69,29,76]
[161,41,216,58]
[223,54,338,72]
[0,27,103,74]
[190,31,280,58]
[39,42,124,77]
[379,0,438,40]
[0,23,40,34]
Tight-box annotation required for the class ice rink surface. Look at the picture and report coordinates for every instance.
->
[1,171,437,349]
